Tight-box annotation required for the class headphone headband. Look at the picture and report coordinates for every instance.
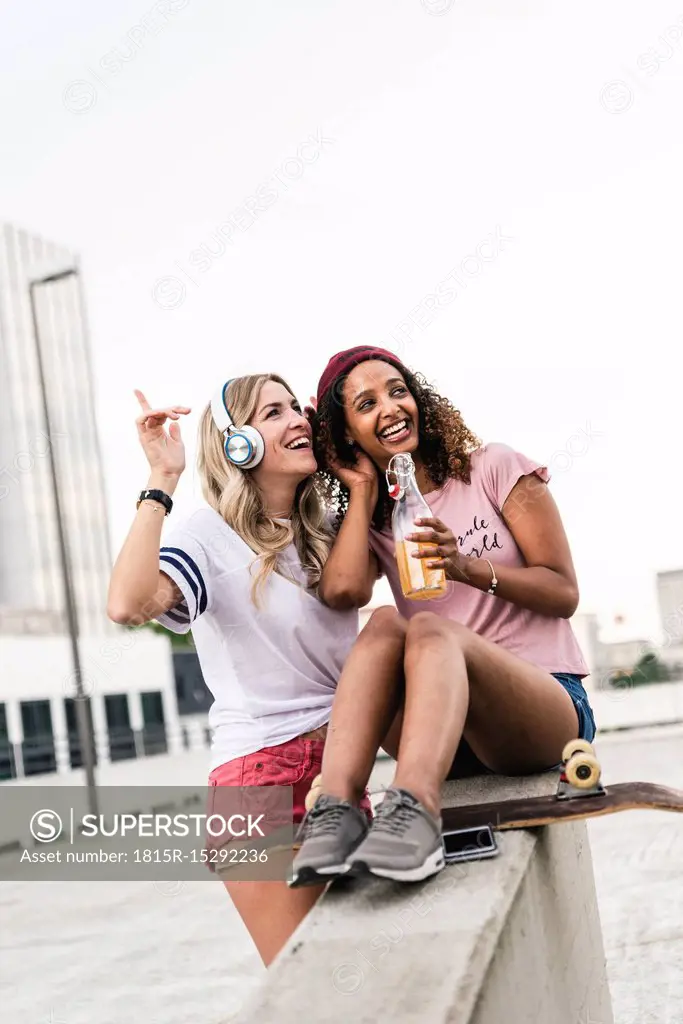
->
[210,377,265,469]
[210,379,234,434]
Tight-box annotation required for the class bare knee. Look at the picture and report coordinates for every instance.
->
[406,610,451,642]
[361,605,408,642]
[405,611,471,654]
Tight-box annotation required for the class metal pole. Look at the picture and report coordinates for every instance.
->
[28,271,99,819]
[72,258,114,571]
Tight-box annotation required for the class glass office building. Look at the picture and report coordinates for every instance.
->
[0,221,112,636]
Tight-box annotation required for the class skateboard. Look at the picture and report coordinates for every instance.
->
[306,738,683,836]
[440,739,683,837]
[295,740,683,877]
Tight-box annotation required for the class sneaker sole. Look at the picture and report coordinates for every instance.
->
[288,862,351,889]
[350,846,445,883]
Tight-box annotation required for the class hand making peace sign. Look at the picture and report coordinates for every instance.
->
[133,389,191,477]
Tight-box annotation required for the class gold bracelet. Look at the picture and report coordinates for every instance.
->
[139,500,165,512]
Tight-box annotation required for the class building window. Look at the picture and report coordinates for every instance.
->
[172,650,212,716]
[0,704,14,780]
[104,694,136,761]
[21,700,56,776]
[64,698,97,770]
[140,691,167,756]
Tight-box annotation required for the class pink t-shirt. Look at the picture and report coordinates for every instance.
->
[368,442,588,677]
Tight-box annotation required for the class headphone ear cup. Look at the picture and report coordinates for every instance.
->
[241,425,265,467]
[224,426,265,468]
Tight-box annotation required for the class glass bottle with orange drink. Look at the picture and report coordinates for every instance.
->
[386,453,448,601]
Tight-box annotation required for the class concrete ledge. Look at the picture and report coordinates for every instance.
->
[234,773,614,1024]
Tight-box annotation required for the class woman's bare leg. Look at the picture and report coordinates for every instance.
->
[320,605,407,804]
[223,880,326,967]
[392,611,580,818]
[224,609,407,954]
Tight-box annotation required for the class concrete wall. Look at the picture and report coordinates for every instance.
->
[470,819,612,1024]
[233,773,613,1024]
[592,680,683,732]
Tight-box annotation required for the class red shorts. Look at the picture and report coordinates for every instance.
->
[208,733,374,826]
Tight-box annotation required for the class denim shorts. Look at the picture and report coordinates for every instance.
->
[446,672,596,780]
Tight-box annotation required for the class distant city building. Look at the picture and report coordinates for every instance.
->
[569,612,602,684]
[655,642,683,675]
[0,221,112,634]
[597,638,651,674]
[656,569,683,646]
[0,222,185,781]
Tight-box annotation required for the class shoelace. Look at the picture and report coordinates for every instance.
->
[300,802,349,840]
[370,793,418,837]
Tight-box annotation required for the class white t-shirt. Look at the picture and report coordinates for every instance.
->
[155,505,358,770]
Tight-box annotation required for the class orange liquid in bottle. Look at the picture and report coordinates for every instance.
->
[395,540,448,601]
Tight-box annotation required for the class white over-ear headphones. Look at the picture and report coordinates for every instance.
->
[210,379,265,469]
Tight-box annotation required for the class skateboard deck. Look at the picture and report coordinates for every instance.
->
[299,740,683,880]
[441,781,683,834]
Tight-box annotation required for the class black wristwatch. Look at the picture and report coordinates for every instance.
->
[137,489,173,516]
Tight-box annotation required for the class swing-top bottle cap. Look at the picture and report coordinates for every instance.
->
[386,452,415,499]
[388,453,415,476]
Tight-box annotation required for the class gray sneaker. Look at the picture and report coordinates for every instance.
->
[348,787,445,882]
[289,794,370,888]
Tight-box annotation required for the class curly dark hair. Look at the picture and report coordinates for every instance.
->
[310,361,482,532]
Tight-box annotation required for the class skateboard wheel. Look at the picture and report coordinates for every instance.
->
[304,773,324,811]
[561,738,594,763]
[565,753,601,789]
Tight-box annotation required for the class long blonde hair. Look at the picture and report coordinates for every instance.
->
[197,374,334,608]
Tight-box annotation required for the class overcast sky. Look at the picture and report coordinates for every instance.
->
[2,0,682,643]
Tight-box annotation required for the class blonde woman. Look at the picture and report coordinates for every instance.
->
[107,375,405,966]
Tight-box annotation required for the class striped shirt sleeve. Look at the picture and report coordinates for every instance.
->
[156,534,210,634]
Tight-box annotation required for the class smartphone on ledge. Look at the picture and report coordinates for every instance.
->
[442,824,499,863]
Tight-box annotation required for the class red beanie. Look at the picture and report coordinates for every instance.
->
[315,345,408,410]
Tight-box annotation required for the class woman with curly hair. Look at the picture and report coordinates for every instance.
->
[290,345,595,886]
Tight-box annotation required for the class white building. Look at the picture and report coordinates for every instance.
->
[595,638,651,673]
[0,222,184,780]
[656,569,683,646]
[567,612,601,685]
[0,629,184,778]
